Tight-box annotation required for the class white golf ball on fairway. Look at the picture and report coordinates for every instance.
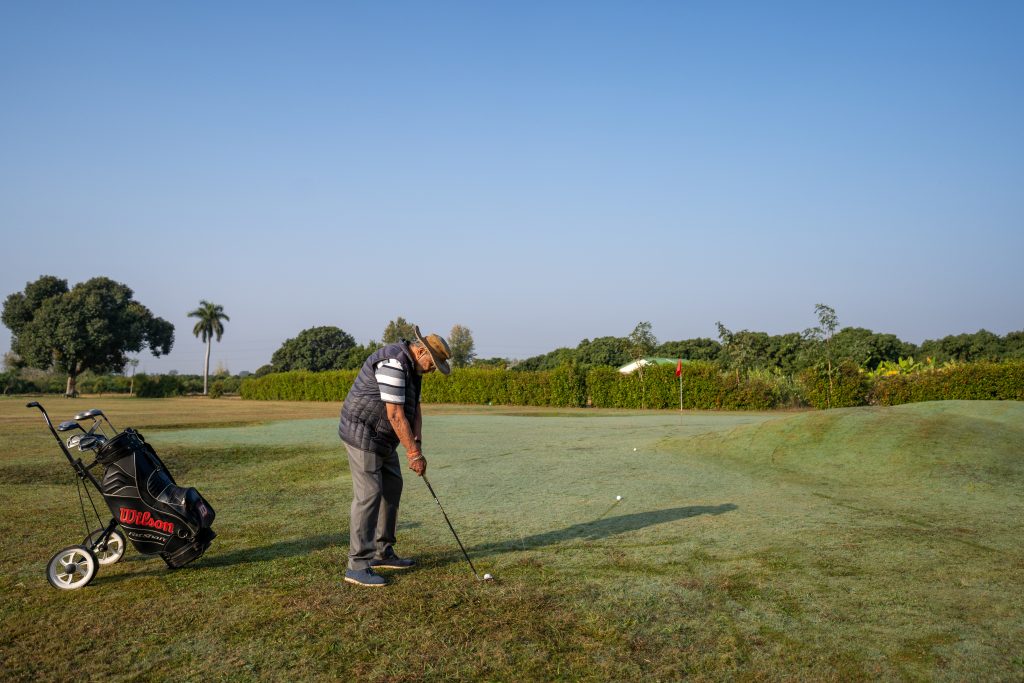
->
[633,447,637,451]
[483,573,493,580]
[616,495,623,501]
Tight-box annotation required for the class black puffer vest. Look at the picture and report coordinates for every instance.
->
[338,342,422,455]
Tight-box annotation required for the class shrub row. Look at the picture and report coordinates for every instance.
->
[587,364,787,410]
[797,362,871,410]
[1,371,245,398]
[240,363,788,410]
[870,361,1024,405]
[240,370,358,401]
[240,360,1024,409]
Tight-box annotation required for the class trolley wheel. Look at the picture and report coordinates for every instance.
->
[46,546,98,591]
[83,528,127,566]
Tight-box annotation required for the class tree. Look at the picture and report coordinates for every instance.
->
[830,327,915,369]
[576,336,631,368]
[188,300,230,395]
[382,317,416,344]
[448,325,476,368]
[126,358,139,397]
[764,332,807,375]
[344,340,378,370]
[803,303,839,408]
[918,330,1004,363]
[473,357,509,369]
[2,350,23,371]
[654,338,722,363]
[3,276,174,396]
[1004,331,1024,360]
[715,322,760,377]
[515,347,575,371]
[270,326,356,372]
[626,322,658,409]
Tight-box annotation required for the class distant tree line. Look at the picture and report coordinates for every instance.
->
[256,309,1023,383]
[4,275,1019,404]
[515,323,1024,374]
[255,317,478,376]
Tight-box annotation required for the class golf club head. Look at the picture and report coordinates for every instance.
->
[73,409,104,421]
[77,435,101,451]
[66,434,82,450]
[57,421,83,433]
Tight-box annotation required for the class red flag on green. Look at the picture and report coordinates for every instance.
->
[675,359,682,377]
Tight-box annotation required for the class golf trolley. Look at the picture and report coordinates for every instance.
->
[27,402,216,590]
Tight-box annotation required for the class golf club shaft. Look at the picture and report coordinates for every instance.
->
[422,475,479,578]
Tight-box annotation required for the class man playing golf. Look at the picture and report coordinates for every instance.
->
[338,325,452,587]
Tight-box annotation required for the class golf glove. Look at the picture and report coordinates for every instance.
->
[407,450,427,476]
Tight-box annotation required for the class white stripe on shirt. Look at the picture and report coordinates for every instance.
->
[375,359,407,403]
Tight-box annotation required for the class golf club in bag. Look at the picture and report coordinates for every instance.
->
[27,402,216,590]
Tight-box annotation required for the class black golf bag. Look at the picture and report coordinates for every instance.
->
[96,429,216,568]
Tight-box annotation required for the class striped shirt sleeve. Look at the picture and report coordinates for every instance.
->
[374,358,406,404]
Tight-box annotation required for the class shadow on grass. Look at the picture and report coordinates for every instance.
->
[199,533,342,568]
[465,503,738,556]
[95,507,735,582]
[97,533,343,584]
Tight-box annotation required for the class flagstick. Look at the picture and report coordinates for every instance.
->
[677,358,683,417]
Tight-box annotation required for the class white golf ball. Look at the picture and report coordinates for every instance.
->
[483,573,493,580]
[616,495,623,501]
[633,447,637,451]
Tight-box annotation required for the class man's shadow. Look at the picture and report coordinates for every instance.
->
[476,503,736,552]
[418,503,738,568]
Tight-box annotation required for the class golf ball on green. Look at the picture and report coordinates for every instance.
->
[616,495,622,501]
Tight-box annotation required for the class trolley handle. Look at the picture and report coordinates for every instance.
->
[26,402,97,482]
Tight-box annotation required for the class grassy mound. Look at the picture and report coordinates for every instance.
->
[685,398,1022,470]
[681,400,1024,507]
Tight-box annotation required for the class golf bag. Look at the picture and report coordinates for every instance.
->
[96,429,216,568]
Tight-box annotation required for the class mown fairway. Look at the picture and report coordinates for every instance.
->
[1,396,1022,681]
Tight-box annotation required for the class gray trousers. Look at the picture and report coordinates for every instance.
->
[345,443,403,570]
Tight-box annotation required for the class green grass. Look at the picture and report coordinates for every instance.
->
[1,397,1022,681]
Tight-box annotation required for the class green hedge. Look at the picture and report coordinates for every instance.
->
[239,367,589,407]
[133,373,206,398]
[588,363,782,410]
[797,361,870,409]
[240,363,781,409]
[238,361,1024,409]
[870,361,1024,405]
[240,370,357,401]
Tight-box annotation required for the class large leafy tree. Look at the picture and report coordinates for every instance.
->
[382,317,416,344]
[918,330,1005,363]
[830,327,916,369]
[448,324,476,368]
[2,276,174,396]
[271,326,356,372]
[188,300,230,395]
[515,347,575,371]
[654,338,722,363]
[577,336,631,368]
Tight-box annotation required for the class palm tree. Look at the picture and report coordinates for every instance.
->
[188,300,230,395]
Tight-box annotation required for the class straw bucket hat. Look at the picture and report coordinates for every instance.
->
[413,325,452,375]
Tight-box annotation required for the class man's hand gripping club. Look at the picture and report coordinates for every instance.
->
[386,402,426,476]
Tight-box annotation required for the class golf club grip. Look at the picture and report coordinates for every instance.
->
[422,476,479,577]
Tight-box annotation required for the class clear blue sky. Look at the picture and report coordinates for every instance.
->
[2,2,1022,374]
